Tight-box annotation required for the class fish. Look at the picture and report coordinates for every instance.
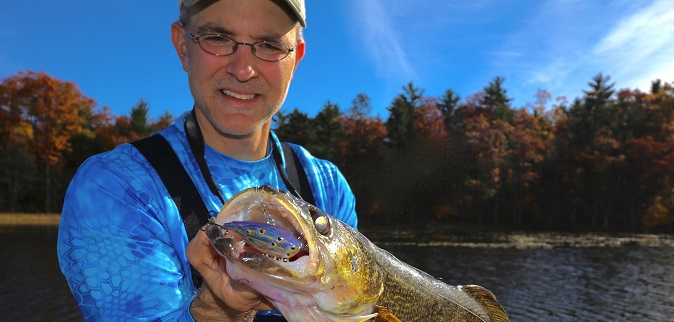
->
[204,185,509,322]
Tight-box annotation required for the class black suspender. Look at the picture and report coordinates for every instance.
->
[131,111,315,288]
[277,142,316,206]
[132,135,208,288]
[132,135,210,241]
[184,110,226,206]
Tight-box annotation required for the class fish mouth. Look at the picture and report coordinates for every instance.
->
[206,186,321,277]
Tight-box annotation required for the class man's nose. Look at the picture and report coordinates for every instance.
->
[226,44,257,81]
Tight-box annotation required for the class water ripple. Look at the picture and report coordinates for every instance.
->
[2,227,673,321]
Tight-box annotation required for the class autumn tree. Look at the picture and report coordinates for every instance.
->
[505,96,554,225]
[0,70,98,212]
[0,76,28,148]
[626,81,674,228]
[336,94,386,174]
[453,77,516,224]
[335,94,387,221]
[0,71,91,162]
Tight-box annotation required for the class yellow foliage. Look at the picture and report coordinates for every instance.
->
[643,190,674,228]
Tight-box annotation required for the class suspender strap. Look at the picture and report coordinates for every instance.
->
[131,135,209,287]
[184,111,226,205]
[132,135,211,240]
[281,144,316,206]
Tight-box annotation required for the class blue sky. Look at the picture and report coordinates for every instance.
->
[1,0,673,120]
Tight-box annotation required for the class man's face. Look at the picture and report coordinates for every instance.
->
[172,0,305,138]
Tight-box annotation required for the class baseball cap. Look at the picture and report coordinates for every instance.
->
[179,0,306,27]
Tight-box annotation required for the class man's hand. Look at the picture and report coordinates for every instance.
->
[186,228,275,321]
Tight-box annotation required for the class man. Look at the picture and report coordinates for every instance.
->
[57,0,358,321]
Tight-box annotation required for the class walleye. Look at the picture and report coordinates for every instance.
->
[204,185,509,321]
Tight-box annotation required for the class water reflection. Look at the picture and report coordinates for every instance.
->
[381,242,674,321]
[0,227,83,321]
[1,227,672,321]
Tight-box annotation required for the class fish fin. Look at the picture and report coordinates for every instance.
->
[372,306,401,322]
[458,285,510,322]
[302,305,379,321]
[322,311,378,321]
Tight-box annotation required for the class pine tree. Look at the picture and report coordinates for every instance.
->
[312,101,342,161]
[483,76,513,121]
[385,82,423,149]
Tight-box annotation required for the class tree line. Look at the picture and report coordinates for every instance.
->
[2,70,673,231]
[1,71,172,213]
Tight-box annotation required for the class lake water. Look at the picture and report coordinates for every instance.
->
[0,227,82,321]
[1,226,673,321]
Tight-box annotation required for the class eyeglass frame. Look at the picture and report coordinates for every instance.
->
[179,23,297,62]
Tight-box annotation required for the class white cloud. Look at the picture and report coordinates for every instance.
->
[487,0,594,101]
[592,0,674,90]
[487,0,673,104]
[350,0,418,83]
[345,0,672,108]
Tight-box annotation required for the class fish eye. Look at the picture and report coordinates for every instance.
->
[309,205,330,235]
[314,216,330,235]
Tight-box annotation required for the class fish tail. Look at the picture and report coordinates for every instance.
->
[458,285,510,322]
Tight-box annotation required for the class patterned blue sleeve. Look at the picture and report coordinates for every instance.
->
[57,145,196,321]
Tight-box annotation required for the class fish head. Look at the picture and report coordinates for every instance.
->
[206,185,384,321]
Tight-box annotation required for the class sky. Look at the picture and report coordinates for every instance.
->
[1,0,673,120]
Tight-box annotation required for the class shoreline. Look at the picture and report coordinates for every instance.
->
[2,214,672,248]
[0,213,60,226]
[360,228,674,248]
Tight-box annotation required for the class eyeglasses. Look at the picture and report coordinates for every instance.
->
[181,24,296,62]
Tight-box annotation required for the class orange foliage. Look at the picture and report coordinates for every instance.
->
[0,70,96,164]
[411,98,447,144]
[337,113,387,161]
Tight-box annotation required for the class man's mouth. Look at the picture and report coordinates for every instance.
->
[221,89,257,100]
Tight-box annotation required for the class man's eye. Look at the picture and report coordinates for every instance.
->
[257,42,285,53]
[202,35,231,46]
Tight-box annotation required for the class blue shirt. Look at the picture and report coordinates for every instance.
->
[57,112,357,321]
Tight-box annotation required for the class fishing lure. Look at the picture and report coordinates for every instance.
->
[214,220,305,261]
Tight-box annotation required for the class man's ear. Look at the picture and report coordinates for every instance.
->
[292,39,305,72]
[171,22,188,72]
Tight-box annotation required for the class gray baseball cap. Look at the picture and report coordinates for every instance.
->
[179,0,306,27]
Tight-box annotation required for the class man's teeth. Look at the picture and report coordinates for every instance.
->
[222,89,256,100]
